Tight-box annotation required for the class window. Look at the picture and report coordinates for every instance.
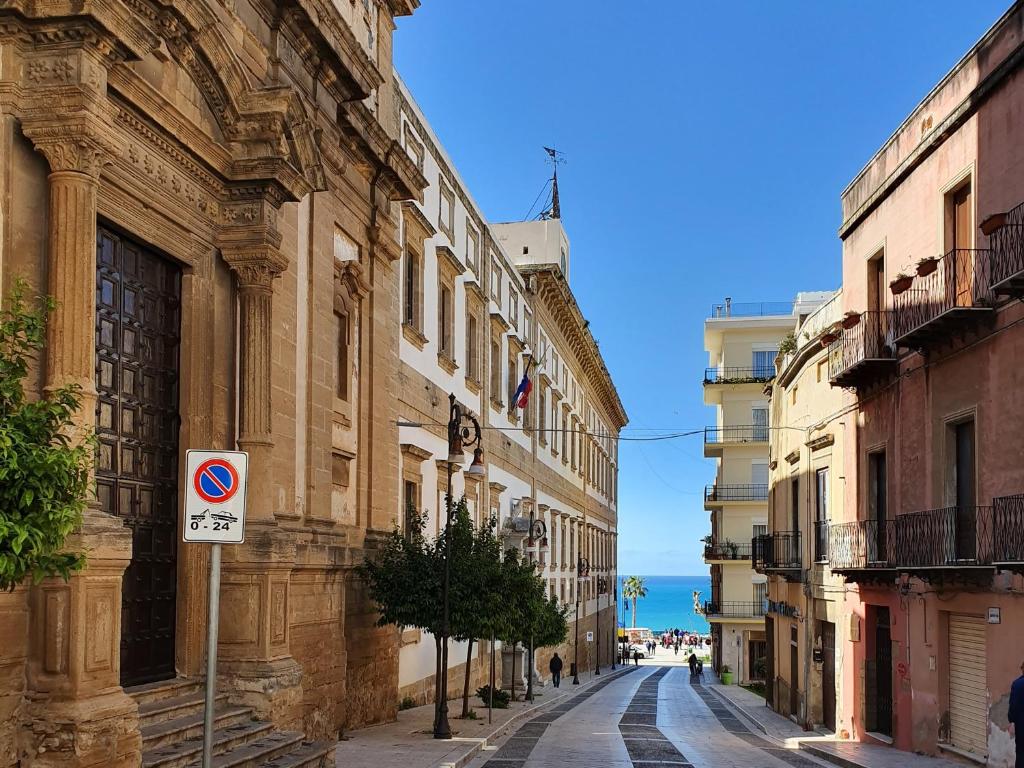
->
[790,478,800,533]
[403,479,420,537]
[869,450,887,562]
[438,284,453,360]
[815,468,829,522]
[752,406,769,441]
[753,582,767,608]
[753,349,776,378]
[753,523,768,538]
[466,224,480,274]
[490,255,502,304]
[538,385,547,445]
[334,309,350,401]
[466,314,480,382]
[438,177,455,239]
[403,249,421,331]
[509,290,519,330]
[560,247,567,275]
[507,348,518,414]
[490,338,502,405]
[401,121,424,170]
[561,409,568,463]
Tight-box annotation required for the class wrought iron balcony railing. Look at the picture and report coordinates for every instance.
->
[703,542,753,561]
[828,310,897,388]
[993,494,1024,563]
[704,484,769,503]
[753,532,801,572]
[893,506,993,568]
[986,201,1024,297]
[892,248,994,348]
[703,600,766,619]
[704,425,769,444]
[710,301,792,319]
[828,519,896,570]
[704,366,776,384]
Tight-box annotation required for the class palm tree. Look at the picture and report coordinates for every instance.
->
[622,576,648,629]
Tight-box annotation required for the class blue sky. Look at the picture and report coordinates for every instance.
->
[394,1,1009,576]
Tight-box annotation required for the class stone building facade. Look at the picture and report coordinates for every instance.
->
[393,77,627,705]
[0,0,427,765]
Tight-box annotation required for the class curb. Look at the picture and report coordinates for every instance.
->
[797,742,867,768]
[704,685,773,738]
[434,666,636,768]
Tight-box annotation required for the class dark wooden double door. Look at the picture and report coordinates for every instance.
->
[95,225,182,687]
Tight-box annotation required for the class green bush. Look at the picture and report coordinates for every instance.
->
[476,684,510,709]
[398,696,417,711]
[0,281,89,590]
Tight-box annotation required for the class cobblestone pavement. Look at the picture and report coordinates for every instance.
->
[467,665,836,768]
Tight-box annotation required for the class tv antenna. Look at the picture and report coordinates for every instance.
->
[541,147,565,220]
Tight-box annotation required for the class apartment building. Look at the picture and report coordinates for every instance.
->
[820,4,1024,764]
[702,299,805,682]
[757,291,847,732]
[395,78,627,705]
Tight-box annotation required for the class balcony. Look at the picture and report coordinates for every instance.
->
[985,201,1024,297]
[704,366,775,385]
[992,494,1024,568]
[828,520,897,580]
[892,506,994,575]
[709,301,792,319]
[828,310,897,389]
[892,248,995,350]
[703,541,753,562]
[702,600,766,620]
[704,424,769,457]
[753,532,802,579]
[704,484,769,507]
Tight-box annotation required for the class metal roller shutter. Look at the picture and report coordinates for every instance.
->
[948,614,987,757]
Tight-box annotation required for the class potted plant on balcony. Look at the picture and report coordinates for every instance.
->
[981,211,1009,236]
[725,539,740,559]
[890,272,913,295]
[720,664,733,685]
[916,256,939,277]
[840,310,862,330]
[820,323,840,347]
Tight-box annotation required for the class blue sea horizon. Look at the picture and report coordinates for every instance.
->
[616,574,711,635]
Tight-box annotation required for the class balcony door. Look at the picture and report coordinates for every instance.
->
[867,253,888,352]
[951,184,973,306]
[752,406,769,442]
[753,349,776,378]
[952,420,977,560]
[868,451,887,563]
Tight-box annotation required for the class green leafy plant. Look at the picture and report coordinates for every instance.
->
[476,684,510,709]
[622,575,648,628]
[0,281,89,590]
[398,696,417,711]
[778,331,797,357]
[721,664,731,674]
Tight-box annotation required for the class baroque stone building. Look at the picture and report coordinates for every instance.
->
[0,0,426,766]
[393,77,626,704]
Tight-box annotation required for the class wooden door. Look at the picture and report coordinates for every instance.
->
[875,609,893,737]
[95,225,182,687]
[955,421,977,560]
[821,621,836,731]
[953,186,973,306]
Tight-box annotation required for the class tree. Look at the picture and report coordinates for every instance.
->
[0,281,89,591]
[622,576,648,629]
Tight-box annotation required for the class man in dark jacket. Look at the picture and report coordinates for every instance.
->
[688,652,698,677]
[1009,661,1024,766]
[549,653,563,688]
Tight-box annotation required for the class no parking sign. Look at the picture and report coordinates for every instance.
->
[183,450,248,544]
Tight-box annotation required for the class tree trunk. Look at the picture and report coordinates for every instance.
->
[527,636,534,702]
[631,598,637,629]
[461,638,475,718]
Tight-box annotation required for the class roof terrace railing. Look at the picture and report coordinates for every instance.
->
[710,301,793,319]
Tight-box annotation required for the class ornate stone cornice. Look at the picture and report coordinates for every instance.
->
[336,260,371,299]
[21,115,115,176]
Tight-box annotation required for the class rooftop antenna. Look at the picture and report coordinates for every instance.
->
[542,147,565,220]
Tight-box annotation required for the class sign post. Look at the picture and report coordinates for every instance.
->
[183,450,249,768]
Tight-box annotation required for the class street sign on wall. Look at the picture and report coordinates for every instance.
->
[183,450,248,544]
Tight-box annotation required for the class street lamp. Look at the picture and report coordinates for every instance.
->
[611,583,617,670]
[595,576,603,676]
[572,556,589,685]
[434,393,484,740]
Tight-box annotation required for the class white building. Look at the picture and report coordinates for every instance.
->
[394,75,627,704]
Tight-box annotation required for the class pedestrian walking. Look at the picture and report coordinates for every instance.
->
[1009,660,1024,767]
[673,643,678,656]
[549,653,563,688]
[688,652,698,676]
[633,648,640,666]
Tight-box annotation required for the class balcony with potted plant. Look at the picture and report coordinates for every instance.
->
[827,310,897,389]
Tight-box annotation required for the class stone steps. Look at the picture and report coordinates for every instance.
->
[127,679,334,768]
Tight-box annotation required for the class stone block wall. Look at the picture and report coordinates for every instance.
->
[0,589,28,768]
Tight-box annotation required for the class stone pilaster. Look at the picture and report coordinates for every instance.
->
[217,237,303,729]
[18,128,140,768]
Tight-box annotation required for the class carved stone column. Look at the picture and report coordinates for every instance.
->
[18,130,141,768]
[216,238,302,729]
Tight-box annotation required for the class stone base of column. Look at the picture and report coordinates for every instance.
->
[21,689,141,768]
[218,657,304,729]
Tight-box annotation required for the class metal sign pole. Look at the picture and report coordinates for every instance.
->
[202,542,222,768]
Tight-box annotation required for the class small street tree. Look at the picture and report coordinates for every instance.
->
[622,575,648,629]
[0,281,89,591]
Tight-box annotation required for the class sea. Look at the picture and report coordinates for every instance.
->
[616,575,711,635]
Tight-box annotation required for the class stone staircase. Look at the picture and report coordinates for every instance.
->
[127,678,334,768]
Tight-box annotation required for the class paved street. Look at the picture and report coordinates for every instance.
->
[466,665,833,768]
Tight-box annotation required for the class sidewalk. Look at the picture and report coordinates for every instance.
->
[333,666,633,768]
[706,680,963,768]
